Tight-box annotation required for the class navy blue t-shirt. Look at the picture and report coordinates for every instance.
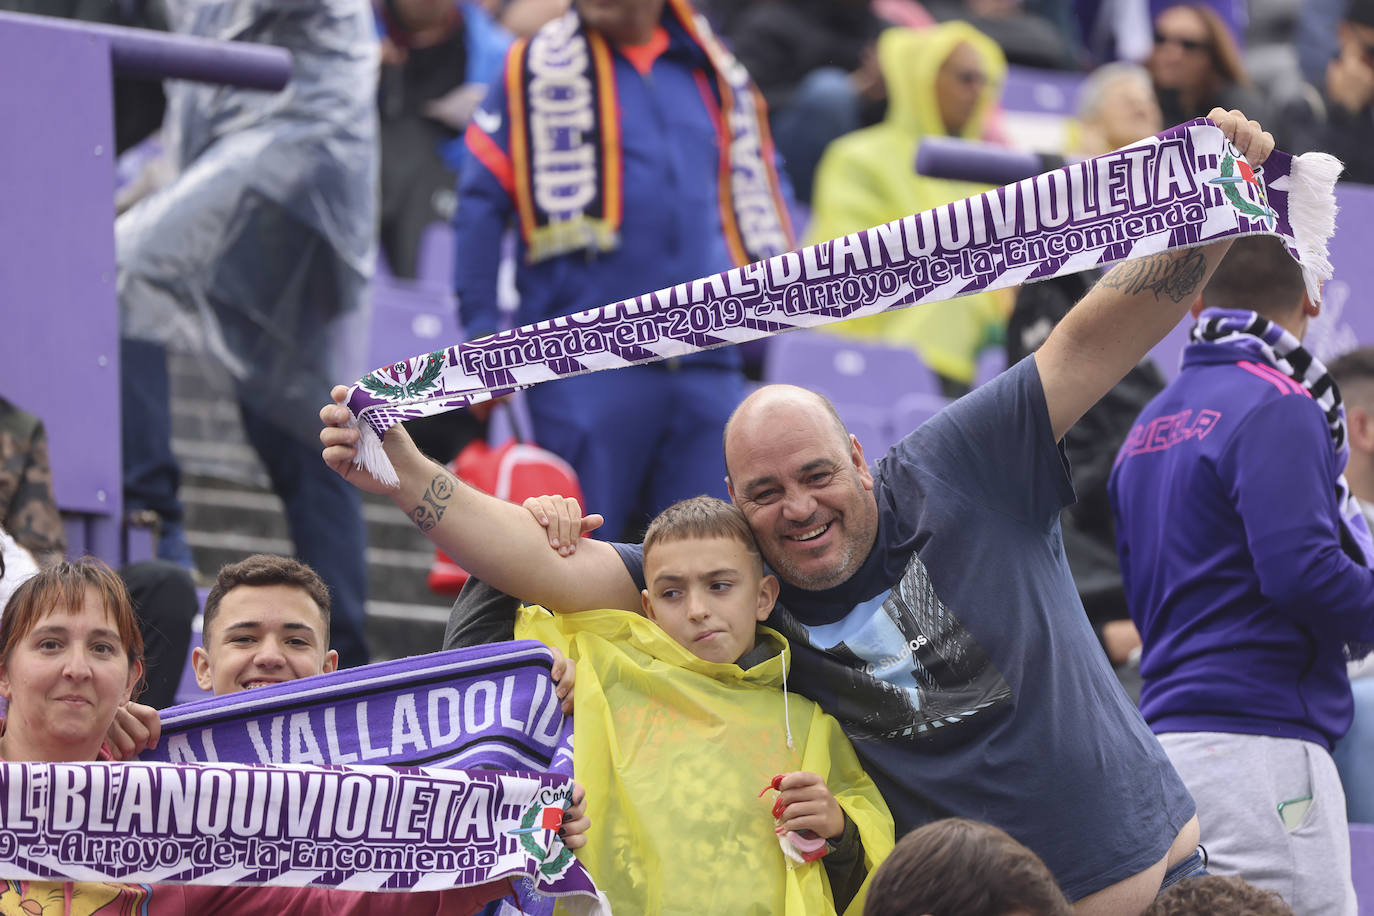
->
[615,357,1194,901]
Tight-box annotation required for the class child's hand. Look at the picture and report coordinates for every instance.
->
[560,781,590,850]
[522,495,604,556]
[771,771,845,840]
[106,702,162,760]
[550,646,576,716]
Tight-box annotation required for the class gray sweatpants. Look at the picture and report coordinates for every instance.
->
[1160,732,1356,916]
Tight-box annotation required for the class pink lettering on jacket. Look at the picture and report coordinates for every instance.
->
[1118,408,1223,462]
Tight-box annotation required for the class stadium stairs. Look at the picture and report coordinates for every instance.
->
[168,352,451,662]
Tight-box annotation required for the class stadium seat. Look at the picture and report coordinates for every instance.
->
[833,404,898,462]
[975,346,1008,387]
[1147,314,1193,382]
[764,330,944,405]
[1351,822,1374,915]
[415,220,457,291]
[366,278,461,373]
[892,392,952,437]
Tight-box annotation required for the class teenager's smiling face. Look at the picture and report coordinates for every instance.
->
[193,584,337,695]
[726,390,879,592]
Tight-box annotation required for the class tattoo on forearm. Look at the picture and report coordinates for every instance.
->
[1098,249,1208,303]
[409,471,456,532]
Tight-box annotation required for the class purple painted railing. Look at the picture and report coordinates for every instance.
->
[0,13,288,565]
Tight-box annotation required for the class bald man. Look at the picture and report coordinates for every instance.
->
[323,109,1277,916]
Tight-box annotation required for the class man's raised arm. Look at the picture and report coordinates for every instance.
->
[1035,108,1275,441]
[320,387,641,613]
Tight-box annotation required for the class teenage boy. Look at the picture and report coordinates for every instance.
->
[111,554,575,751]
[106,554,588,913]
[192,553,339,695]
[488,496,893,915]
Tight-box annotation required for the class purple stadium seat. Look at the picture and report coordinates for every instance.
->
[367,278,462,373]
[833,404,898,462]
[415,220,456,291]
[892,392,953,438]
[764,330,944,406]
[173,589,211,705]
[1352,822,1374,915]
[174,621,212,705]
[1148,315,1193,382]
[975,346,1007,387]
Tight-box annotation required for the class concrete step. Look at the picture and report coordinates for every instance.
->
[178,481,423,549]
[169,459,454,660]
[164,344,461,662]
[366,600,453,661]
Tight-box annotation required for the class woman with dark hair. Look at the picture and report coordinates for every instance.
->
[1147,4,1268,127]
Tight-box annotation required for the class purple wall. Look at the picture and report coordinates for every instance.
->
[0,13,289,563]
[0,14,123,561]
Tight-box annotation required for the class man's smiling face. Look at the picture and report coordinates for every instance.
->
[726,388,879,592]
[192,584,337,695]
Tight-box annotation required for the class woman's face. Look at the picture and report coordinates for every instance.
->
[0,587,137,759]
[1149,6,1215,93]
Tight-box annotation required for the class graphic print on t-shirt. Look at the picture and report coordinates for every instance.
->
[773,550,1012,743]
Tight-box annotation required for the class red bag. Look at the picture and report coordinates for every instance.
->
[427,438,585,595]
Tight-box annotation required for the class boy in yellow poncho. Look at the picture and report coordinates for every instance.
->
[512,496,894,915]
[807,22,1012,391]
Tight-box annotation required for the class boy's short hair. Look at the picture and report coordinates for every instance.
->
[1142,876,1294,916]
[863,818,1072,916]
[642,496,761,569]
[203,554,331,635]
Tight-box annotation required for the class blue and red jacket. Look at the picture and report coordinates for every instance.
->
[1109,338,1374,749]
[454,10,783,370]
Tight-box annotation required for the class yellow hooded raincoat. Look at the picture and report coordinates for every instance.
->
[515,605,894,915]
[808,23,1011,386]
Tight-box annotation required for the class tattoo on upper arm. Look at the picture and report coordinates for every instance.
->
[410,471,456,532]
[1098,249,1208,303]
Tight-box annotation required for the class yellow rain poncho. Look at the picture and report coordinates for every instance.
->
[808,23,1012,386]
[515,606,894,915]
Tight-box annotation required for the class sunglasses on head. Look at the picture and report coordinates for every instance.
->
[1154,31,1212,53]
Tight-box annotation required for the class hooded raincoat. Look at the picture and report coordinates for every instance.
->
[808,23,1010,387]
[514,605,894,916]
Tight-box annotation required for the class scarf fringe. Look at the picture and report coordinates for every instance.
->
[351,414,400,489]
[1286,152,1343,304]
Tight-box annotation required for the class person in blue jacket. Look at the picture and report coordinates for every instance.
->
[454,0,794,541]
[375,0,512,278]
[1110,235,1374,915]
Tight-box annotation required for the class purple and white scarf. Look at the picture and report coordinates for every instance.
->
[0,643,605,912]
[343,120,1342,486]
[142,640,574,774]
